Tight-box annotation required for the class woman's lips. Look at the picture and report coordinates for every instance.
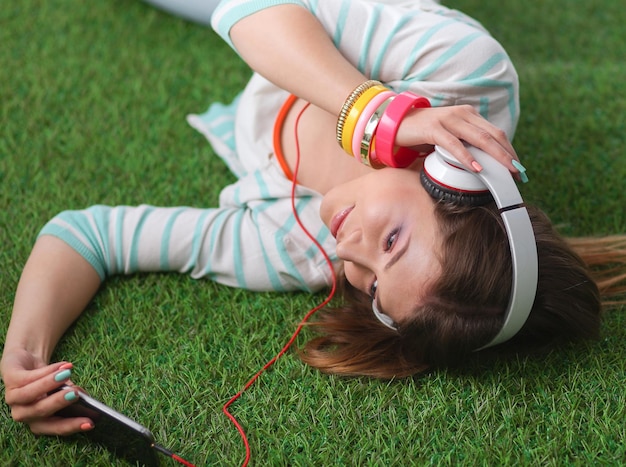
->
[330,206,354,238]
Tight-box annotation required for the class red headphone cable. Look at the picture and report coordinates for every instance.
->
[222,102,337,466]
[153,444,197,467]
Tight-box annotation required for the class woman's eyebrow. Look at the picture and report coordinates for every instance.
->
[384,240,409,272]
[378,239,410,315]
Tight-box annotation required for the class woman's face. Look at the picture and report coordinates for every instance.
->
[320,168,441,324]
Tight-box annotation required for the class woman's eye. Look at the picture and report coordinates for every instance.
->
[385,229,399,251]
[369,280,378,300]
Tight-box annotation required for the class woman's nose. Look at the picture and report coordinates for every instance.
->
[336,230,378,272]
[335,230,366,264]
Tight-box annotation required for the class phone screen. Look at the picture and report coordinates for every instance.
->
[54,387,161,467]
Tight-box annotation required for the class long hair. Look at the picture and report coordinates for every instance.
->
[299,203,626,379]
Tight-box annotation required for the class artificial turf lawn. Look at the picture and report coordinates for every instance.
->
[1,0,625,465]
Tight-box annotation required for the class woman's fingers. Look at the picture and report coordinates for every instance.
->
[440,116,518,173]
[4,361,73,406]
[448,110,518,170]
[10,384,76,423]
[398,105,523,175]
[1,354,93,436]
[29,415,94,437]
[9,382,93,436]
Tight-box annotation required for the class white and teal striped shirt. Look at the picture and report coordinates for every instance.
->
[212,0,519,137]
[40,0,518,292]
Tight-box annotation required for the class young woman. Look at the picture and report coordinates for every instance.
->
[2,0,625,437]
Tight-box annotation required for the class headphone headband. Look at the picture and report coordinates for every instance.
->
[430,145,538,349]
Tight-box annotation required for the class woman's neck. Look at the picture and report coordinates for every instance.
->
[279,97,425,194]
[279,98,374,194]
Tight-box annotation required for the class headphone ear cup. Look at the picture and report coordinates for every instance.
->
[420,170,493,206]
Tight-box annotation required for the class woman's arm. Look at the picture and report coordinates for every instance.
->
[4,237,101,362]
[230,4,365,117]
[227,4,518,172]
[1,192,337,435]
[1,236,101,435]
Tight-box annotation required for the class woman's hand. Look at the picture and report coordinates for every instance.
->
[0,236,102,435]
[1,349,93,435]
[396,104,520,174]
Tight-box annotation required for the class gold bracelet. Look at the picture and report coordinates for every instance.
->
[341,85,388,155]
[336,80,382,148]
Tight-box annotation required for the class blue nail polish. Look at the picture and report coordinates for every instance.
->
[64,391,77,401]
[511,160,527,172]
[518,171,529,183]
[511,160,529,183]
[54,369,72,382]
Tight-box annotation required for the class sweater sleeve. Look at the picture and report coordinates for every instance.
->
[38,168,336,293]
[211,0,519,137]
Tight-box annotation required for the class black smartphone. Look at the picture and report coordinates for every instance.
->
[53,385,161,467]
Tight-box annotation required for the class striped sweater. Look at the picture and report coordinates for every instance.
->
[39,0,518,292]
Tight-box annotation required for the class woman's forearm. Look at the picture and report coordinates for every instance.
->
[229,4,366,117]
[3,236,101,363]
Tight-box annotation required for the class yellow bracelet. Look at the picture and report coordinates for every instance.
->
[341,85,388,155]
[336,80,382,148]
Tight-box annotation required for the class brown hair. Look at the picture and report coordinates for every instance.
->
[299,203,626,379]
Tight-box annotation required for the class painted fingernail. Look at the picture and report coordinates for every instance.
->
[64,391,78,401]
[471,160,483,172]
[511,160,527,172]
[59,362,73,371]
[54,369,72,382]
[512,160,529,183]
[80,422,94,431]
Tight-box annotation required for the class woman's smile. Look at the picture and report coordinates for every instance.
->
[329,206,354,239]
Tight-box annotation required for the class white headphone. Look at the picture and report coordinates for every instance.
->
[421,144,538,349]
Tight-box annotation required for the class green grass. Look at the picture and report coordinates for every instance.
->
[1,0,625,465]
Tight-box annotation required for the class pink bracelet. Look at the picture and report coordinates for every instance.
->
[351,90,396,161]
[374,91,431,168]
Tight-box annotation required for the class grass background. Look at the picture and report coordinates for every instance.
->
[1,0,625,465]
